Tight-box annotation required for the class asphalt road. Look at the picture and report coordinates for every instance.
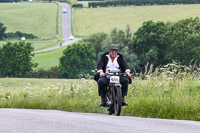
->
[0,108,200,133]
[34,3,80,54]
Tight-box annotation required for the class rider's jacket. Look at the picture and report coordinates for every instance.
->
[94,52,132,83]
[97,52,131,73]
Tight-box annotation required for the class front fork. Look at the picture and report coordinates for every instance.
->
[106,83,121,107]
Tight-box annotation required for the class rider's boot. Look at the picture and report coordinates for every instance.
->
[122,97,128,106]
[100,96,106,106]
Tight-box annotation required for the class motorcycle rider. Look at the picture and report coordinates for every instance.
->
[96,44,131,106]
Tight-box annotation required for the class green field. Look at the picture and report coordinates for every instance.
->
[72,4,200,36]
[34,46,66,70]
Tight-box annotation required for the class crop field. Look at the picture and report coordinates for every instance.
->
[72,4,200,36]
[0,3,58,39]
[0,73,200,120]
[0,3,62,51]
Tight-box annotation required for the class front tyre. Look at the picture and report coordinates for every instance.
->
[113,86,122,116]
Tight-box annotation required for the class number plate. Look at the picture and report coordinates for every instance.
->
[110,76,119,83]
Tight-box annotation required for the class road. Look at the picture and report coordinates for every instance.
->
[0,108,200,133]
[34,3,80,54]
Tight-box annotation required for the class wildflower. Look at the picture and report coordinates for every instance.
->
[170,72,174,74]
[166,71,171,74]
[0,98,6,100]
[172,69,177,72]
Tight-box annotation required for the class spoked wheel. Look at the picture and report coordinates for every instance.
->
[113,86,122,116]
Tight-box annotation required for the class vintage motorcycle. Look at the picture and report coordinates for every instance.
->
[104,70,127,116]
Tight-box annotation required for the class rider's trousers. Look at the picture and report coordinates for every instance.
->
[98,76,129,97]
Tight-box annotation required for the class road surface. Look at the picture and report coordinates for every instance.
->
[0,108,200,133]
[34,3,80,54]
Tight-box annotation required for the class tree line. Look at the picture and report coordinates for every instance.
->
[0,17,200,78]
[89,0,200,8]
[59,17,200,78]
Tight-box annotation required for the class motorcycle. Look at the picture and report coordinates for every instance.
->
[104,70,127,116]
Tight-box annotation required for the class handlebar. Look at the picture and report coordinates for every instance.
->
[104,72,127,77]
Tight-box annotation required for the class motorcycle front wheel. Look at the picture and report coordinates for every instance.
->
[113,86,122,116]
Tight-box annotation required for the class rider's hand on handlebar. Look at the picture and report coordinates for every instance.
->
[126,72,131,78]
[99,71,105,77]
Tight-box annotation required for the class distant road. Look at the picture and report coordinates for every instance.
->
[34,3,81,54]
[1,108,200,133]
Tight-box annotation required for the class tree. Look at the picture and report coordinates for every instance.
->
[0,41,37,77]
[110,27,126,44]
[59,41,96,78]
[130,20,170,68]
[82,32,108,61]
[166,17,200,65]
[99,27,140,71]
[0,22,6,40]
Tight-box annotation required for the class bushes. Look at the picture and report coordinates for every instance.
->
[29,66,62,78]
[88,0,200,8]
[72,4,83,8]
[6,31,37,40]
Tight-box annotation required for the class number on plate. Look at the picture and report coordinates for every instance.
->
[110,76,119,83]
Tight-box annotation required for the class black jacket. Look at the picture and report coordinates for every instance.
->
[94,52,132,83]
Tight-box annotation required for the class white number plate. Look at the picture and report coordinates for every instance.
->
[110,76,119,83]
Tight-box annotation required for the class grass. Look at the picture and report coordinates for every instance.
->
[33,46,66,70]
[124,78,200,120]
[0,75,200,120]
[0,78,104,113]
[72,4,200,36]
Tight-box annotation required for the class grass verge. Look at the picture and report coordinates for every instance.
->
[0,76,200,120]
